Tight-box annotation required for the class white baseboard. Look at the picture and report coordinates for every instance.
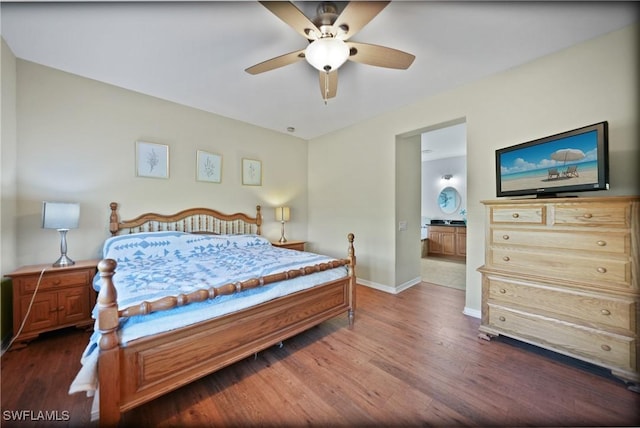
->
[357,277,422,294]
[463,306,481,319]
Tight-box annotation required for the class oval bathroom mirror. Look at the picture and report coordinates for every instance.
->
[438,187,460,214]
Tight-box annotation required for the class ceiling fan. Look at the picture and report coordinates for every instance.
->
[245,1,415,103]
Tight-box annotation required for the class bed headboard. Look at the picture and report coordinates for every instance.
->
[109,202,262,236]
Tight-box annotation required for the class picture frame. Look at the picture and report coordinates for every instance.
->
[196,150,222,183]
[242,158,262,186]
[136,141,169,179]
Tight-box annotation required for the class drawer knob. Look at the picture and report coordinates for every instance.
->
[52,279,61,285]
[499,288,507,294]
[600,309,611,316]
[499,316,506,322]
[583,213,593,219]
[601,344,611,352]
[512,213,520,218]
[596,240,606,247]
[596,267,607,274]
[502,235,510,240]
[502,256,510,262]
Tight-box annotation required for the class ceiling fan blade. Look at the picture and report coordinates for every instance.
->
[259,1,320,40]
[319,70,338,100]
[333,1,390,40]
[347,42,415,69]
[245,49,306,75]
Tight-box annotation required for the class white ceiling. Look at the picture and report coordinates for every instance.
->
[421,122,466,162]
[1,1,637,140]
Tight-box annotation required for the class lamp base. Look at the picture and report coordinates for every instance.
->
[53,255,75,268]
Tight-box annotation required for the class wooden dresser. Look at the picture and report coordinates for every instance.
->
[478,196,639,390]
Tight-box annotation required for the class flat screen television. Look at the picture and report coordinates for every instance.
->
[496,121,609,198]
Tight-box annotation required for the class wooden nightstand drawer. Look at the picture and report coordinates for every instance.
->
[271,241,306,251]
[17,269,94,293]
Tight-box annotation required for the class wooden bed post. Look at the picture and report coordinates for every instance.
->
[347,233,356,325]
[109,202,119,237]
[256,205,262,235]
[97,259,121,427]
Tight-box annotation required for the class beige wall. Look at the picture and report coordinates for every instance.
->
[308,24,639,315]
[3,25,638,317]
[1,38,18,274]
[10,60,309,270]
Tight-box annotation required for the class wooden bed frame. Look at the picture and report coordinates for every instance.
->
[95,203,356,426]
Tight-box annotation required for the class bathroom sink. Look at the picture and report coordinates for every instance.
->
[430,219,465,226]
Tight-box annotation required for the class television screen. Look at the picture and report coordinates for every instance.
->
[496,121,609,197]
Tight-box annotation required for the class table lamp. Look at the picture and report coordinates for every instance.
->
[42,201,80,267]
[275,206,290,243]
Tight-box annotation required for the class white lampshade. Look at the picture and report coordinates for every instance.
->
[305,38,350,72]
[275,207,291,222]
[42,201,80,230]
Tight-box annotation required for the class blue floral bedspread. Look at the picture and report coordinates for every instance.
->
[93,231,348,345]
[70,231,349,401]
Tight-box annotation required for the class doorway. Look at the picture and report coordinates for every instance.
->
[420,122,467,290]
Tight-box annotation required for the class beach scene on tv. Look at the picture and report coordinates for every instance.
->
[499,130,600,192]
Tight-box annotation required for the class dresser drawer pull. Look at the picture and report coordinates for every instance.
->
[502,256,510,262]
[596,267,607,274]
[502,235,510,240]
[600,309,611,316]
[601,344,611,352]
[596,240,606,247]
[52,279,61,285]
[498,316,506,322]
[512,213,520,218]
[583,213,593,219]
[499,288,507,294]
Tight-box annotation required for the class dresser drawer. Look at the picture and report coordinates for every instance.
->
[17,269,94,294]
[490,205,546,225]
[489,248,631,287]
[487,277,636,332]
[487,305,635,371]
[554,202,630,228]
[490,228,629,255]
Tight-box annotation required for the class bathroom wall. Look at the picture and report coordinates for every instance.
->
[421,155,467,228]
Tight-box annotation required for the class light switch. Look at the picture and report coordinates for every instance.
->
[398,221,408,231]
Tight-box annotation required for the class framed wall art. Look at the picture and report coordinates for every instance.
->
[196,150,222,183]
[136,141,169,179]
[242,158,262,186]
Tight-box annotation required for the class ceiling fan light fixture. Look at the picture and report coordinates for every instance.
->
[305,38,349,72]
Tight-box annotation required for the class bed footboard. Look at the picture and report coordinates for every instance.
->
[95,233,356,426]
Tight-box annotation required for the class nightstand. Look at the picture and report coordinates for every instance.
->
[6,259,99,349]
[271,241,306,251]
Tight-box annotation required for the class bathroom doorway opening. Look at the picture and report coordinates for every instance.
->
[420,122,467,290]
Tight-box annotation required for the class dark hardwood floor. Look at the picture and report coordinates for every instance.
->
[2,282,639,427]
